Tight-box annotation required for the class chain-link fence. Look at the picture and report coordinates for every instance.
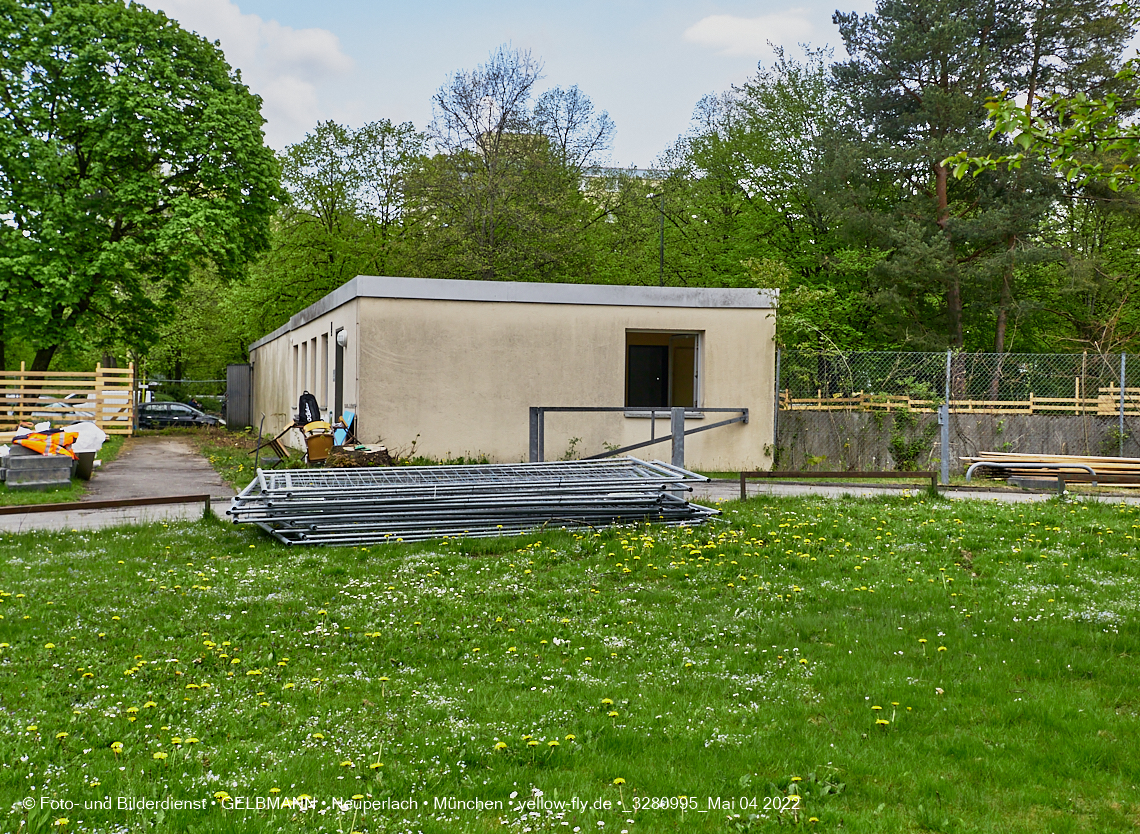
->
[778,350,1140,413]
[775,351,1140,472]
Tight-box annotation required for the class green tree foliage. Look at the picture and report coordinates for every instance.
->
[832,0,1133,351]
[0,0,280,371]
[223,119,426,346]
[406,45,614,282]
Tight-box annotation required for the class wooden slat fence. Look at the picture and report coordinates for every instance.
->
[1,362,135,440]
[780,387,1140,416]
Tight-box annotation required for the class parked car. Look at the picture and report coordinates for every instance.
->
[137,401,225,429]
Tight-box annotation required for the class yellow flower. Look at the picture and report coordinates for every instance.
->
[55,732,68,740]
[110,742,123,754]
[494,742,508,750]
[186,737,199,744]
[171,737,182,745]
[527,739,539,748]
[269,787,281,794]
[44,643,55,649]
[53,819,68,827]
[548,740,559,747]
[214,791,230,801]
[340,760,354,768]
[613,777,626,785]
[937,646,947,652]
[876,719,890,726]
[26,725,37,732]
[311,732,325,740]
[283,683,295,690]
[564,734,576,741]
[608,711,619,718]
[153,751,168,760]
[601,698,614,706]
[370,762,383,770]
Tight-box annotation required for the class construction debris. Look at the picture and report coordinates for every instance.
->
[228,457,717,545]
[961,451,1140,486]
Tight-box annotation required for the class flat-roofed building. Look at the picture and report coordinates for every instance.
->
[248,276,777,471]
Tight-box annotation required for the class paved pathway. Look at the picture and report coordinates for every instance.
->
[690,479,1140,505]
[0,436,236,534]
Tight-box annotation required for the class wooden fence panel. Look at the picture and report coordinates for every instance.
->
[0,362,135,439]
[779,388,1140,416]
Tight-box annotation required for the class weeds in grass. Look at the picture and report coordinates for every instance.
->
[1,494,1138,832]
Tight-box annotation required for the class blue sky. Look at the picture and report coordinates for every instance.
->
[141,0,876,166]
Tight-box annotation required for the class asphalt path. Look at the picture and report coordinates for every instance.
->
[0,436,236,534]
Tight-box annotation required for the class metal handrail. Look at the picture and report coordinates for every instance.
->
[528,406,748,467]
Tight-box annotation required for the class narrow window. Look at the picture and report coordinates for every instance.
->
[625,331,699,409]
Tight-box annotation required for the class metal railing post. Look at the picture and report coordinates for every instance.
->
[1120,353,1127,457]
[773,347,782,453]
[941,350,952,485]
[671,407,685,468]
[529,407,539,463]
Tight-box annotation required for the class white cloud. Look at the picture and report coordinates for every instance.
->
[141,0,353,147]
[683,11,815,58]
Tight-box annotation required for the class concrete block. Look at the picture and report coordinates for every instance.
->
[3,454,74,490]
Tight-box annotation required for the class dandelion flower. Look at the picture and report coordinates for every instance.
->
[340,760,354,768]
[55,732,68,740]
[311,732,325,740]
[608,711,619,718]
[153,751,168,760]
[601,698,614,706]
[613,778,626,785]
[494,742,508,750]
[565,734,576,741]
[370,762,383,770]
[548,740,559,747]
[44,643,55,649]
[876,719,890,726]
[527,739,539,748]
[110,742,123,754]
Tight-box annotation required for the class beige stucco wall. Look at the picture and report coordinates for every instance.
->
[251,281,775,471]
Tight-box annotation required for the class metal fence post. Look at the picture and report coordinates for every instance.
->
[671,407,685,468]
[529,408,539,463]
[773,347,782,455]
[1121,353,1127,457]
[941,350,952,485]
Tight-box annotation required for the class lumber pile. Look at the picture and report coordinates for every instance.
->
[961,452,1140,486]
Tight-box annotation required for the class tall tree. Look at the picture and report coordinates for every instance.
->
[0,0,280,371]
[833,0,1133,351]
[407,45,614,282]
[222,119,426,348]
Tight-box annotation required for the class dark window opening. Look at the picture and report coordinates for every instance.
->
[625,332,699,408]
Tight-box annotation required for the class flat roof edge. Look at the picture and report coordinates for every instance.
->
[249,276,777,351]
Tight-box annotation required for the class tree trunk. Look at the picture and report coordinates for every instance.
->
[934,161,964,348]
[31,346,56,373]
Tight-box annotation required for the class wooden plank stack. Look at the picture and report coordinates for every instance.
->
[961,452,1140,486]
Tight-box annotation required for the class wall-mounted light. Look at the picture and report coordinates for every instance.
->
[336,330,347,348]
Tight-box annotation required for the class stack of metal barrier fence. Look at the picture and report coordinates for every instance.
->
[228,457,717,545]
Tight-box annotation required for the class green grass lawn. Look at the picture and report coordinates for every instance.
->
[1,492,1138,833]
